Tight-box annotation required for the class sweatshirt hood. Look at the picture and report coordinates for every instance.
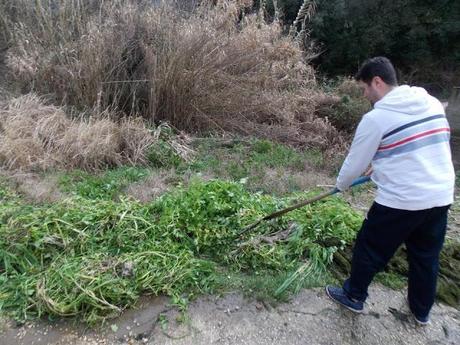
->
[374,85,436,115]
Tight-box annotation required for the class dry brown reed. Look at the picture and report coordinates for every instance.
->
[2,0,345,151]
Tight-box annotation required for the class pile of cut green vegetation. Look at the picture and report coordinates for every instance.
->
[0,177,458,324]
[0,177,361,323]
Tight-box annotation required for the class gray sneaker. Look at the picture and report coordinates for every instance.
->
[413,313,430,326]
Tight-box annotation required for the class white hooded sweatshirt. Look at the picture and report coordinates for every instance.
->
[336,85,455,210]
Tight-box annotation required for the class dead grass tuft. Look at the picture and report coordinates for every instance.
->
[123,169,215,203]
[0,169,64,203]
[123,169,176,203]
[254,167,334,196]
[0,94,156,171]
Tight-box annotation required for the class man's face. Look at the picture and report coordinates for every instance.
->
[359,78,381,106]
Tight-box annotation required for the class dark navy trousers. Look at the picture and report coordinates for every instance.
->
[343,202,450,318]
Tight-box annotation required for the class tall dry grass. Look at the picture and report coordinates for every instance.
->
[2,0,344,151]
[0,94,155,171]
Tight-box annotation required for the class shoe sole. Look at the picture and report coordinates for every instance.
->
[408,305,430,326]
[325,287,363,314]
[413,316,430,326]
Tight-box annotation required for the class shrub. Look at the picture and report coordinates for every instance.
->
[315,78,370,133]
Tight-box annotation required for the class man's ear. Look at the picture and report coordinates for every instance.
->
[372,76,384,86]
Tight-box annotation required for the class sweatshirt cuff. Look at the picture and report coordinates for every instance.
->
[335,180,350,192]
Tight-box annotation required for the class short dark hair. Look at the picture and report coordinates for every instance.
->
[355,57,398,86]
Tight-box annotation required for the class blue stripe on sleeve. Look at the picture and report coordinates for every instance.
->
[382,114,445,139]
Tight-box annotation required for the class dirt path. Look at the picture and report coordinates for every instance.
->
[1,284,459,345]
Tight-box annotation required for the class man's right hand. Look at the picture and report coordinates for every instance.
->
[364,167,373,176]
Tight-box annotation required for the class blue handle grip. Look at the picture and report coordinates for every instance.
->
[350,175,371,187]
[331,175,371,194]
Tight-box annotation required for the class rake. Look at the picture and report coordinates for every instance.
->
[239,175,371,236]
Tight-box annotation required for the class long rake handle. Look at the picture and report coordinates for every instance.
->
[259,189,336,222]
[239,176,371,235]
[239,190,334,235]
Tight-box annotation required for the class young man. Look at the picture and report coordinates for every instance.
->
[325,57,455,325]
